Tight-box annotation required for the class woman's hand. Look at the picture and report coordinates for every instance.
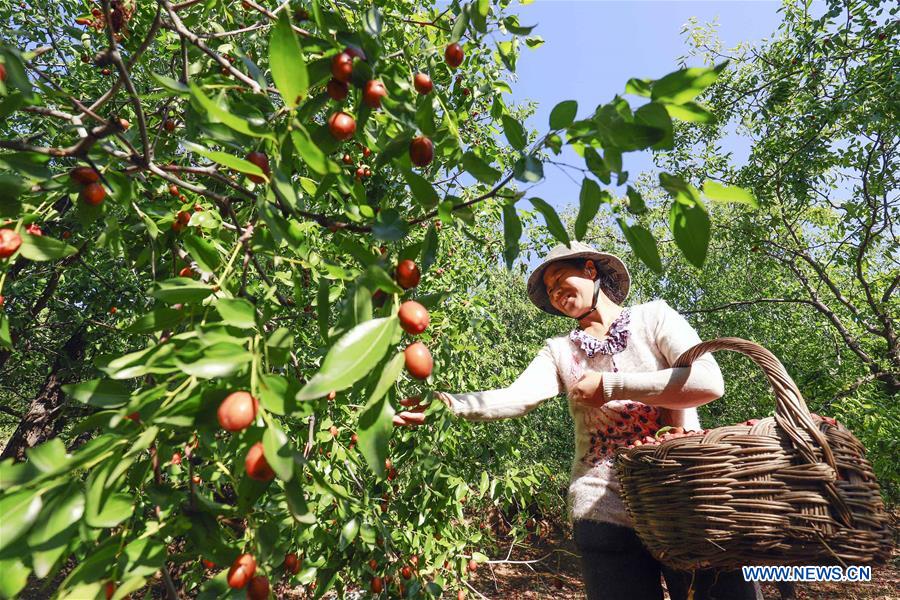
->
[392,396,428,427]
[570,371,606,407]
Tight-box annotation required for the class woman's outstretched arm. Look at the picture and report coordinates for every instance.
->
[436,342,563,421]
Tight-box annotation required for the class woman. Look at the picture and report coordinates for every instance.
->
[394,241,760,600]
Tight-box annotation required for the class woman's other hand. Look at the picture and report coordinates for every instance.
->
[570,371,606,407]
[392,396,428,427]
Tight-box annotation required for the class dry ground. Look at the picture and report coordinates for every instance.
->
[462,522,899,600]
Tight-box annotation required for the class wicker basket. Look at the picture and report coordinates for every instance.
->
[615,337,893,571]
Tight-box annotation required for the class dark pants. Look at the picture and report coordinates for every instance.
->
[574,520,761,600]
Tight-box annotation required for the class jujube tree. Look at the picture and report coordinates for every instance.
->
[0,0,749,598]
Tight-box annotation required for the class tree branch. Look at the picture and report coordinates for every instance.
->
[679,297,816,315]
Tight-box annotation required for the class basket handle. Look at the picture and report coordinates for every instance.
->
[674,337,854,528]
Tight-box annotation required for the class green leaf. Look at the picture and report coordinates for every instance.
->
[497,39,517,72]
[634,102,673,150]
[297,317,399,400]
[549,100,577,129]
[625,186,646,214]
[584,147,610,184]
[269,13,308,108]
[501,115,527,150]
[0,49,32,95]
[525,36,544,48]
[121,537,166,578]
[617,219,662,274]
[317,276,330,342]
[513,155,543,183]
[651,62,728,105]
[358,352,403,477]
[151,72,189,94]
[84,459,133,529]
[0,313,10,350]
[337,284,373,331]
[25,439,68,473]
[310,0,325,30]
[123,307,184,334]
[27,485,85,578]
[181,141,268,182]
[625,78,652,97]
[503,15,536,35]
[284,481,316,524]
[669,199,710,268]
[415,95,436,136]
[151,278,214,304]
[375,133,413,168]
[461,152,501,184]
[575,178,606,241]
[605,120,665,151]
[421,225,439,273]
[659,172,702,207]
[365,265,403,295]
[0,488,43,552]
[258,374,291,415]
[702,180,758,208]
[664,101,715,123]
[339,518,359,551]
[215,298,257,329]
[62,379,130,408]
[189,83,274,140]
[176,343,252,379]
[263,423,294,481]
[471,0,490,32]
[0,556,29,598]
[0,93,25,123]
[372,208,410,242]
[402,169,439,209]
[17,234,77,262]
[529,198,570,246]
[57,537,119,596]
[363,6,383,36]
[182,233,221,272]
[545,133,563,155]
[266,327,293,368]
[291,125,340,175]
[501,203,522,268]
[605,148,623,174]
[450,7,469,44]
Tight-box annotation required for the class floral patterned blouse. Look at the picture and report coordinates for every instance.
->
[568,309,662,465]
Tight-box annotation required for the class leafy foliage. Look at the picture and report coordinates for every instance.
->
[0,0,777,597]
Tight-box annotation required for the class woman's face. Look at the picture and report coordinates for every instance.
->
[542,260,597,317]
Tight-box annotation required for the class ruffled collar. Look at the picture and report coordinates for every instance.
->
[569,308,631,358]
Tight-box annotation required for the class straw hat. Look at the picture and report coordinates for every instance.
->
[526,241,631,317]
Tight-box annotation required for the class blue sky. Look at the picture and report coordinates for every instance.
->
[501,0,788,216]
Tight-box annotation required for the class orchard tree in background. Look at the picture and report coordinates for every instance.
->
[0,0,749,598]
[649,0,898,493]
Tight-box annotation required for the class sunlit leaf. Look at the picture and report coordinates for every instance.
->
[703,180,758,208]
[297,317,400,400]
[269,13,308,108]
[618,219,662,273]
[529,198,570,246]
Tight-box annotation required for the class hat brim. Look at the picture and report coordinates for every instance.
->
[527,251,630,317]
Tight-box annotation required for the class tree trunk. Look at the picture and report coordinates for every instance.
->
[1,327,86,461]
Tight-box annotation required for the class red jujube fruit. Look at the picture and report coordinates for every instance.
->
[217,391,259,431]
[245,441,275,481]
[404,342,433,380]
[398,301,429,335]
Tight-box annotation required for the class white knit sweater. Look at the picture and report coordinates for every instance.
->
[440,299,725,527]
